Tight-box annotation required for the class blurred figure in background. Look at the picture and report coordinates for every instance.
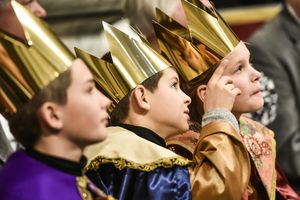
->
[40,0,188,56]
[248,0,300,194]
[0,0,47,167]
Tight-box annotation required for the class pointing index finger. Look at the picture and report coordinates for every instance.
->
[208,59,229,85]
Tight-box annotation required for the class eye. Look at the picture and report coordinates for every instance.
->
[18,0,33,6]
[171,80,179,88]
[86,86,93,93]
[235,65,243,73]
[85,83,96,93]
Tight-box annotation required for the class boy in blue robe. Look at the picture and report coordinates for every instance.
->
[77,22,250,200]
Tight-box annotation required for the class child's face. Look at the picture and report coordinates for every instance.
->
[222,42,264,116]
[60,59,111,147]
[147,68,191,137]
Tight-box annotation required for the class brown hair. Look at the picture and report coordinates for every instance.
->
[110,70,164,125]
[8,69,72,147]
[188,64,218,124]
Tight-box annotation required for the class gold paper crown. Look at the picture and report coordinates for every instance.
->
[153,20,214,82]
[76,22,171,109]
[181,0,239,57]
[155,8,191,41]
[74,48,126,111]
[154,0,239,86]
[0,0,74,114]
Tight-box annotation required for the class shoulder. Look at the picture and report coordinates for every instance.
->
[84,126,191,172]
[239,115,274,138]
[0,151,78,200]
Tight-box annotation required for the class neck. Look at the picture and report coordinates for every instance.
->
[123,116,171,139]
[34,135,83,162]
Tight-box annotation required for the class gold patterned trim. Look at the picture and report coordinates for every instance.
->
[86,156,192,172]
[166,140,195,154]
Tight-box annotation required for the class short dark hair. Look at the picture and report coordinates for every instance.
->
[110,70,164,125]
[8,69,72,147]
[188,64,217,123]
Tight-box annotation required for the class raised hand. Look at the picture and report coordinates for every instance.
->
[201,59,241,112]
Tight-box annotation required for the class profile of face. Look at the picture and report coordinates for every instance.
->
[146,68,191,137]
[59,59,111,147]
[221,42,264,116]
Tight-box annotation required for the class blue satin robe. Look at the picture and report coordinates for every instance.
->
[87,163,191,200]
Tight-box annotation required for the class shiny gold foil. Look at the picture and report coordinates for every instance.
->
[103,22,171,91]
[181,0,239,58]
[155,8,191,41]
[153,21,213,82]
[0,1,74,114]
[74,48,126,110]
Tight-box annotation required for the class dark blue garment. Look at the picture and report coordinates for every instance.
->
[85,125,192,199]
[87,163,191,200]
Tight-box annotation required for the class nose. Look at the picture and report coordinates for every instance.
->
[182,90,191,106]
[250,66,261,82]
[30,1,47,18]
[98,91,112,109]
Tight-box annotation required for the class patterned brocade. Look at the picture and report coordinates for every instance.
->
[168,120,251,200]
[86,156,192,172]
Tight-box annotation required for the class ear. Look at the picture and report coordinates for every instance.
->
[196,85,207,103]
[38,102,63,130]
[132,85,151,111]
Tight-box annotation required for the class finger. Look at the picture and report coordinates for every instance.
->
[208,59,229,85]
[232,88,241,96]
[218,76,233,85]
[226,83,235,91]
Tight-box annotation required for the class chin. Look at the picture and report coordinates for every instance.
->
[180,124,190,133]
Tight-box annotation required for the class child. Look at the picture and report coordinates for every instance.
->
[78,22,250,200]
[155,1,300,199]
[0,1,112,199]
[0,0,46,166]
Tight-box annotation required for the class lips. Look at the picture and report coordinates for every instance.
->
[184,109,190,120]
[101,115,110,126]
[184,109,190,115]
[252,89,261,96]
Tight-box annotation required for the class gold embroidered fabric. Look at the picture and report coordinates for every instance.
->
[76,176,115,200]
[168,121,251,200]
[84,126,191,172]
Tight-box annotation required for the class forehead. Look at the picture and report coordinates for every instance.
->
[161,67,178,79]
[224,42,250,66]
[70,59,93,83]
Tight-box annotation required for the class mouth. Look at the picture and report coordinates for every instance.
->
[251,89,261,96]
[184,109,190,120]
[101,115,110,126]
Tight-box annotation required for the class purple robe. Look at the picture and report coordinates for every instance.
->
[0,150,86,200]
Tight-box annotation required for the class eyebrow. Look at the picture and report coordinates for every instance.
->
[84,78,95,85]
[170,76,179,82]
[19,0,33,6]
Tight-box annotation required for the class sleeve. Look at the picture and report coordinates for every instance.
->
[86,163,191,200]
[189,121,251,200]
[275,162,300,199]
